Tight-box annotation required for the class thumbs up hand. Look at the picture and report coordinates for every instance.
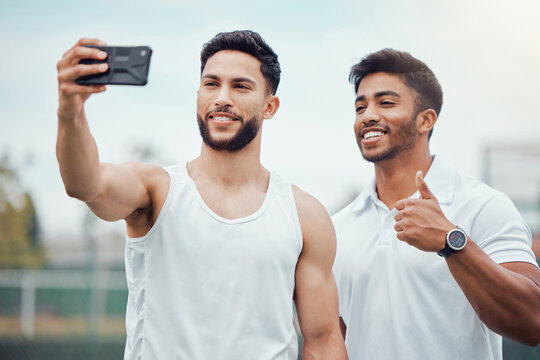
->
[415,170,435,200]
[393,171,455,253]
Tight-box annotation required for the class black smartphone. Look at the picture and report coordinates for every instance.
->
[76,45,152,86]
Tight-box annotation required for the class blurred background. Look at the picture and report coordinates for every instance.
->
[1,0,539,359]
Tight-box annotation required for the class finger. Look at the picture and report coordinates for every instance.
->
[62,46,108,65]
[394,222,403,232]
[395,227,414,243]
[394,211,403,222]
[415,171,435,200]
[59,82,107,96]
[58,63,109,83]
[76,37,107,47]
[73,45,108,61]
[62,39,106,59]
[61,41,108,64]
[394,199,409,211]
[58,48,107,77]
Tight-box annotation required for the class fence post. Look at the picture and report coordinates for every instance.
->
[89,269,108,338]
[21,271,36,339]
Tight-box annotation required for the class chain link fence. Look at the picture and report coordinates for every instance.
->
[0,269,127,359]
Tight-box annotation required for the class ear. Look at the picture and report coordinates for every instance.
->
[416,109,437,136]
[263,95,280,120]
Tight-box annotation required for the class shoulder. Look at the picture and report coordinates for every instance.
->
[449,170,532,247]
[120,161,169,190]
[122,161,170,215]
[292,185,336,250]
[432,158,501,204]
[292,185,331,225]
[452,170,516,214]
[455,170,498,196]
[121,161,168,179]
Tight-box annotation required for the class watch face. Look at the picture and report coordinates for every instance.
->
[448,229,467,250]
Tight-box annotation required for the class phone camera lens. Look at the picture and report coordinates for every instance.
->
[140,50,147,56]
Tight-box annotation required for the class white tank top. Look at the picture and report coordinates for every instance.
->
[124,163,303,360]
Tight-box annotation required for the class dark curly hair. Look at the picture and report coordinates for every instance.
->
[350,49,443,138]
[200,30,281,95]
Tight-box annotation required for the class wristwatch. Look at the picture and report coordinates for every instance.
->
[437,226,468,259]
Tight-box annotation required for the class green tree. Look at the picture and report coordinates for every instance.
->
[0,156,45,268]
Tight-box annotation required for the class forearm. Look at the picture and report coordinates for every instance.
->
[303,329,348,360]
[447,241,540,345]
[56,38,112,201]
[56,112,101,201]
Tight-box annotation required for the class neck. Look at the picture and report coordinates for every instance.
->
[188,133,266,187]
[373,145,433,210]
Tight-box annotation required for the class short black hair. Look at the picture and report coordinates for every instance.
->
[349,49,443,137]
[200,30,281,95]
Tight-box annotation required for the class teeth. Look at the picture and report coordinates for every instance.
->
[364,131,384,139]
[213,116,235,122]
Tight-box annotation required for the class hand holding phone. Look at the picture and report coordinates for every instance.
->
[76,45,152,86]
[57,38,110,122]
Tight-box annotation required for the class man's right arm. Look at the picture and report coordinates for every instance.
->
[56,38,151,221]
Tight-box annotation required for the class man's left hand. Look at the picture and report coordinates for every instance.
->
[393,171,455,252]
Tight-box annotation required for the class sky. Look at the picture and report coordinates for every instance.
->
[1,0,540,241]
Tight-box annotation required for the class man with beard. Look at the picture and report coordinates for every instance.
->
[332,49,540,359]
[56,31,347,359]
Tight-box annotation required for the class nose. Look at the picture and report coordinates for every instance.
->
[214,86,233,107]
[361,104,381,125]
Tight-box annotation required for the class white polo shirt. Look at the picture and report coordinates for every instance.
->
[332,156,537,360]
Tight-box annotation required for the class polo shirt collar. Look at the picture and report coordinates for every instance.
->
[351,176,376,213]
[352,155,456,213]
[419,155,456,205]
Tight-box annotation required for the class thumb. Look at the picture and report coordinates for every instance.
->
[415,171,434,200]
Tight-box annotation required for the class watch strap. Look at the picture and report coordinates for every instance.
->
[437,245,456,258]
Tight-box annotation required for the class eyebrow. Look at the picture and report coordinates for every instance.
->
[232,77,257,86]
[202,73,257,86]
[202,74,220,81]
[355,90,401,103]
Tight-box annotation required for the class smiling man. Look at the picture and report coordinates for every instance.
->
[332,49,540,359]
[56,30,346,359]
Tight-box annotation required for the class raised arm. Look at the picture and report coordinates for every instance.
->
[293,186,348,359]
[56,38,155,222]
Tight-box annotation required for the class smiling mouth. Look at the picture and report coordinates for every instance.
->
[208,112,241,123]
[362,130,387,140]
[211,115,236,122]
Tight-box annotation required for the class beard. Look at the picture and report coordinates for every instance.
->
[358,114,418,163]
[197,112,261,152]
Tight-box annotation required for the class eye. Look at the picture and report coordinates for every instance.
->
[234,84,250,90]
[355,105,366,113]
[380,100,395,106]
[204,81,218,87]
